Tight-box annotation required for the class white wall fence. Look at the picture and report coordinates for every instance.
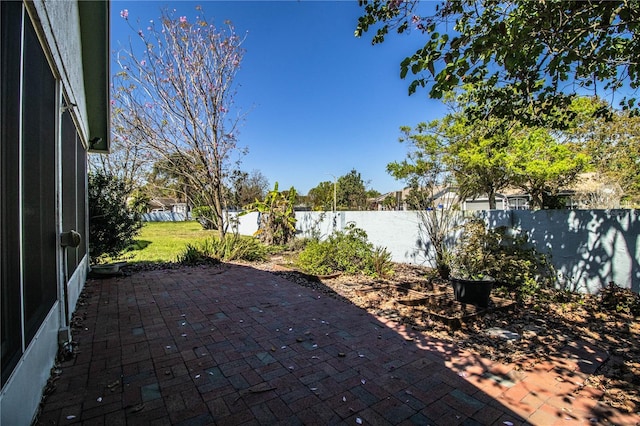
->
[143,211,189,222]
[232,210,639,294]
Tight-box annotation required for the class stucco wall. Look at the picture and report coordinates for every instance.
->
[30,1,89,141]
[481,209,640,293]
[232,209,640,294]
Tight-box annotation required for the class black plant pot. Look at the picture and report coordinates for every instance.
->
[450,278,494,308]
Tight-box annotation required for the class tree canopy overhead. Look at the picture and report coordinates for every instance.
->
[356,0,640,127]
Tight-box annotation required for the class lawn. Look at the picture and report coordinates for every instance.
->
[123,221,216,263]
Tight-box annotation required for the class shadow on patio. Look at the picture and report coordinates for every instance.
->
[34,263,638,425]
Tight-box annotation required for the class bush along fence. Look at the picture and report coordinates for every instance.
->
[146,209,638,293]
[232,209,639,294]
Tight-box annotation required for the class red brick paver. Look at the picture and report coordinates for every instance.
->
[35,264,639,425]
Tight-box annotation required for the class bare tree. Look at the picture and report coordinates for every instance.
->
[387,124,461,278]
[112,7,246,237]
[88,133,151,195]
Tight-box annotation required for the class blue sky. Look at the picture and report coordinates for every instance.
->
[110,1,446,195]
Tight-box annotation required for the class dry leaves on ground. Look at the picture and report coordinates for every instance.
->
[255,260,640,414]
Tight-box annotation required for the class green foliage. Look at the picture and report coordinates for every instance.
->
[390,110,589,211]
[443,113,513,209]
[192,206,218,230]
[337,169,368,210]
[88,171,142,262]
[243,182,297,245]
[177,241,218,265]
[508,128,589,209]
[208,234,268,262]
[308,181,334,211]
[177,234,267,264]
[228,169,270,210]
[127,189,151,214]
[356,1,640,126]
[566,97,640,206]
[598,282,640,316]
[451,218,554,297]
[297,223,393,277]
[372,246,394,278]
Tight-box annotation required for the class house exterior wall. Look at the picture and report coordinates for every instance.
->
[30,0,90,143]
[0,2,108,424]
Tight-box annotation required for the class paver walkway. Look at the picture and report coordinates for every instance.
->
[36,264,639,425]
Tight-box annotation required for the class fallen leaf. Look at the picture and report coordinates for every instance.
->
[130,403,145,413]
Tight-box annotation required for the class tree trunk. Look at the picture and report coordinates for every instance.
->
[488,188,497,210]
[529,191,544,210]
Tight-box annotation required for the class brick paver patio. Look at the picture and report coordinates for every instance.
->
[35,263,639,425]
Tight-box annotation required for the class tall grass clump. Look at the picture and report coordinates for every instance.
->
[177,234,267,265]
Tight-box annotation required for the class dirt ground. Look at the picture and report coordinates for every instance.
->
[247,259,640,415]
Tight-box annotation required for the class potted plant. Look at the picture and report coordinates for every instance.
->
[449,219,496,308]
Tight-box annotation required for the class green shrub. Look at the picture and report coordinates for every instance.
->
[88,172,142,262]
[599,282,640,316]
[297,240,336,275]
[209,234,268,261]
[451,218,554,296]
[297,223,393,277]
[177,241,217,265]
[372,246,394,278]
[178,234,268,263]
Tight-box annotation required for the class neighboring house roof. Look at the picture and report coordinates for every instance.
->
[148,197,183,208]
[374,173,615,206]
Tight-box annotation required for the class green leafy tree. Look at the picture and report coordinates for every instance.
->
[382,194,398,210]
[566,97,640,205]
[425,111,513,209]
[366,189,381,198]
[147,153,196,203]
[308,181,334,211]
[508,128,589,209]
[337,169,368,210]
[356,1,639,126]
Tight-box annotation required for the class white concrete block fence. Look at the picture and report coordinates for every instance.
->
[229,209,640,294]
[143,209,639,294]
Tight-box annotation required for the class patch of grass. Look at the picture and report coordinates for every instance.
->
[120,221,216,263]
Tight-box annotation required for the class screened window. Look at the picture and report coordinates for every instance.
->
[21,5,58,346]
[1,2,61,385]
[1,0,24,386]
